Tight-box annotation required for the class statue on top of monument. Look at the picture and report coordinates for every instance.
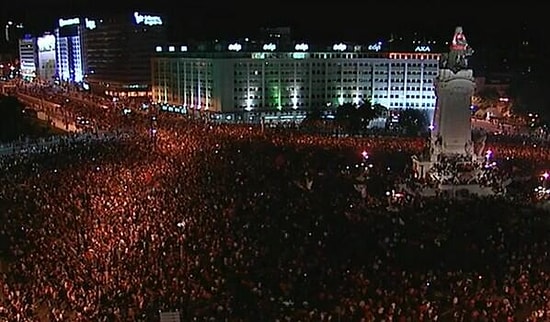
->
[440,26,474,73]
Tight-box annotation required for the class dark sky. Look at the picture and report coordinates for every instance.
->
[2,0,546,46]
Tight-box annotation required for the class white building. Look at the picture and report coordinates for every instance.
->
[151,42,440,119]
[37,34,56,81]
[18,36,38,79]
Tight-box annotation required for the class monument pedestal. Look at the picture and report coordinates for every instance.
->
[411,156,433,179]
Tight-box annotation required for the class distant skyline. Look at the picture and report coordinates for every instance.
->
[2,0,547,47]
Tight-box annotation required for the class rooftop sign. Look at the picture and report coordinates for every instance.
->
[295,43,309,51]
[332,43,347,51]
[59,17,80,28]
[228,43,242,51]
[85,18,96,30]
[133,12,163,26]
[263,43,276,51]
[415,45,431,52]
[367,41,382,52]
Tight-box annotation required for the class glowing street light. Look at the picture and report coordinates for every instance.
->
[361,151,369,159]
[542,172,549,180]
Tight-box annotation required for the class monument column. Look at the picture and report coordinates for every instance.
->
[431,26,476,158]
[433,69,475,155]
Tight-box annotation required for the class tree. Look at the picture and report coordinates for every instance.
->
[335,101,386,134]
[303,105,324,123]
[335,102,355,132]
[398,108,430,136]
[0,96,25,142]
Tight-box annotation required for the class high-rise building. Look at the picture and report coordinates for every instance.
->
[18,35,37,79]
[36,33,57,81]
[151,41,440,118]
[84,12,167,97]
[55,17,86,83]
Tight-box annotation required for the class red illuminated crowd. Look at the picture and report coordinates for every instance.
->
[0,89,549,321]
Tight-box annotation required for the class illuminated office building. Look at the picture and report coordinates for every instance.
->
[55,17,87,83]
[36,33,56,81]
[18,35,38,79]
[151,41,440,116]
[84,12,166,97]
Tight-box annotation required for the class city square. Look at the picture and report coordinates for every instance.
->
[1,5,550,322]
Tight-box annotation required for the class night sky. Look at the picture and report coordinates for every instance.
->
[3,0,546,47]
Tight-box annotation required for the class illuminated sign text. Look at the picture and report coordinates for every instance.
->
[415,45,431,52]
[332,43,347,51]
[295,43,309,51]
[228,43,242,51]
[59,17,80,28]
[262,43,276,51]
[133,12,163,26]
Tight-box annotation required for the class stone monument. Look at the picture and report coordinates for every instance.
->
[410,27,501,196]
[431,26,476,157]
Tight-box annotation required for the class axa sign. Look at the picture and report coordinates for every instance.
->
[415,45,431,52]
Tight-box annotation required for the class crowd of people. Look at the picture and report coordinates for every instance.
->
[0,89,549,321]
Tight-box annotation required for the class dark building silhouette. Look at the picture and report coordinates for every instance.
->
[84,12,167,97]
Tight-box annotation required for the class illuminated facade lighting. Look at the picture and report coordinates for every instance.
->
[55,20,85,83]
[152,49,440,114]
[19,37,38,79]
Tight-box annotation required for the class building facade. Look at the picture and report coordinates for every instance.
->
[55,17,87,83]
[151,42,440,117]
[36,33,56,81]
[84,12,166,97]
[18,35,37,79]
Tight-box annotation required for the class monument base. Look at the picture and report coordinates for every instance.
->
[411,155,434,179]
[408,153,502,198]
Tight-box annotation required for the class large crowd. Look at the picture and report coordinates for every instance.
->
[0,89,549,321]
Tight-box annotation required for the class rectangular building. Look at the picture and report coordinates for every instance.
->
[84,12,167,97]
[151,43,440,116]
[18,35,37,79]
[36,33,56,81]
[55,17,86,83]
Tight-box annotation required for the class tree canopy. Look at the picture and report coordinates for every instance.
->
[335,101,386,134]
[397,108,430,136]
